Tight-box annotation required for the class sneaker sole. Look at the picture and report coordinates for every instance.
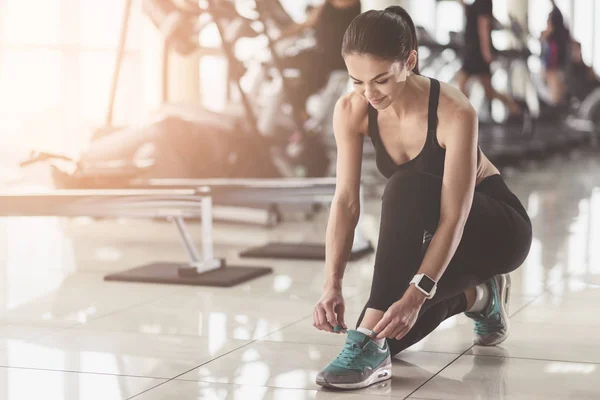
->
[316,357,392,390]
[477,274,512,346]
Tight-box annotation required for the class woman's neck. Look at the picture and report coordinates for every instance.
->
[388,74,428,119]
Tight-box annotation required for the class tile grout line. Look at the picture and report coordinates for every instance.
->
[451,353,600,365]
[121,289,545,397]
[508,292,544,318]
[402,344,476,400]
[0,364,166,380]
[6,285,365,398]
[401,287,579,399]
[15,286,186,345]
[401,287,552,399]
[125,315,316,400]
[4,284,561,397]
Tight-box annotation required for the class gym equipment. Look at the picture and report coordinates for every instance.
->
[134,177,373,261]
[502,16,596,147]
[24,0,332,184]
[416,26,461,79]
[19,0,372,262]
[579,89,600,128]
[420,5,596,167]
[0,185,272,287]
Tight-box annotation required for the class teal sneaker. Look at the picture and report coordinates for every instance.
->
[315,329,392,390]
[465,274,511,346]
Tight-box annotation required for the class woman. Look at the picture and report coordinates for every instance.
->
[540,3,570,105]
[276,0,362,121]
[312,6,532,390]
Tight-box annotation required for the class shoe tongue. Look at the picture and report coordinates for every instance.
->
[347,329,369,344]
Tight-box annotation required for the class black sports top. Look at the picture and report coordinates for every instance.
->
[368,78,480,179]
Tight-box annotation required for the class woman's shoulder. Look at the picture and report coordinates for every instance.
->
[335,92,369,121]
[334,91,369,136]
[436,79,477,122]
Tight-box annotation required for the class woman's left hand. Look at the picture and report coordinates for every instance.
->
[372,289,426,341]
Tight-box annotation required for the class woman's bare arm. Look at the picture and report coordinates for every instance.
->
[323,94,366,289]
[407,90,479,302]
[478,14,494,63]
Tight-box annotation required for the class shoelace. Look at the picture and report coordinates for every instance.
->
[333,334,373,368]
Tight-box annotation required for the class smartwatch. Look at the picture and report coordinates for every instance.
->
[410,273,437,299]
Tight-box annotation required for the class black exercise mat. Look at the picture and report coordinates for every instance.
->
[240,242,373,261]
[105,263,272,287]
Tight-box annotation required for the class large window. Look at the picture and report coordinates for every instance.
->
[528,0,554,39]
[573,0,594,66]
[0,0,144,163]
[434,1,464,45]
[595,2,600,73]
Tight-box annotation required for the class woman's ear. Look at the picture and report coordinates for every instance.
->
[406,50,418,74]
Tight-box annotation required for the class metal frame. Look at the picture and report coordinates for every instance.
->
[1,178,372,278]
[0,187,222,275]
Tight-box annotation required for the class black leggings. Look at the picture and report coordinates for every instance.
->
[355,171,532,356]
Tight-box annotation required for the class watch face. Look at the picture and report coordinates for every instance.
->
[418,275,436,293]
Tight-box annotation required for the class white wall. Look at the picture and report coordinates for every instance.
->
[362,0,409,11]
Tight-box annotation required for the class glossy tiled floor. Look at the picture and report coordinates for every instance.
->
[1,152,600,399]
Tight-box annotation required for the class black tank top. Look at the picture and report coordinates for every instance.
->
[369,78,478,179]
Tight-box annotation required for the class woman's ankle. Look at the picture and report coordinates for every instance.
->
[358,308,385,331]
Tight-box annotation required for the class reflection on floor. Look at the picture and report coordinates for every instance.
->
[1,152,600,399]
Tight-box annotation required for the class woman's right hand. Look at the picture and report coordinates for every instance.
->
[313,286,347,333]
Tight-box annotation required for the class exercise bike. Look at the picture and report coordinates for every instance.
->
[21,0,333,188]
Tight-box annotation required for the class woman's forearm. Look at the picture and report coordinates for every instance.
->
[416,218,467,282]
[323,200,360,288]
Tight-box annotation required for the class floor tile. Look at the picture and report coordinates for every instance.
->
[411,350,600,400]
[510,291,600,326]
[74,290,316,340]
[176,340,457,397]
[0,271,178,328]
[0,367,164,400]
[466,323,600,364]
[0,329,250,379]
[133,380,403,400]
[0,325,65,353]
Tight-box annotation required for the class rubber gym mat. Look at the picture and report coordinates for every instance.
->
[239,242,373,261]
[104,263,272,287]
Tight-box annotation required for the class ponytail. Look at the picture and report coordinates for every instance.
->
[383,6,420,74]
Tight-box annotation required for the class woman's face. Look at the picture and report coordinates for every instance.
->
[344,53,412,110]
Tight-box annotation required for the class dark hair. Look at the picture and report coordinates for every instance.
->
[549,6,569,38]
[342,6,419,74]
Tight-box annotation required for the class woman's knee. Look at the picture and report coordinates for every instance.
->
[498,227,532,275]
